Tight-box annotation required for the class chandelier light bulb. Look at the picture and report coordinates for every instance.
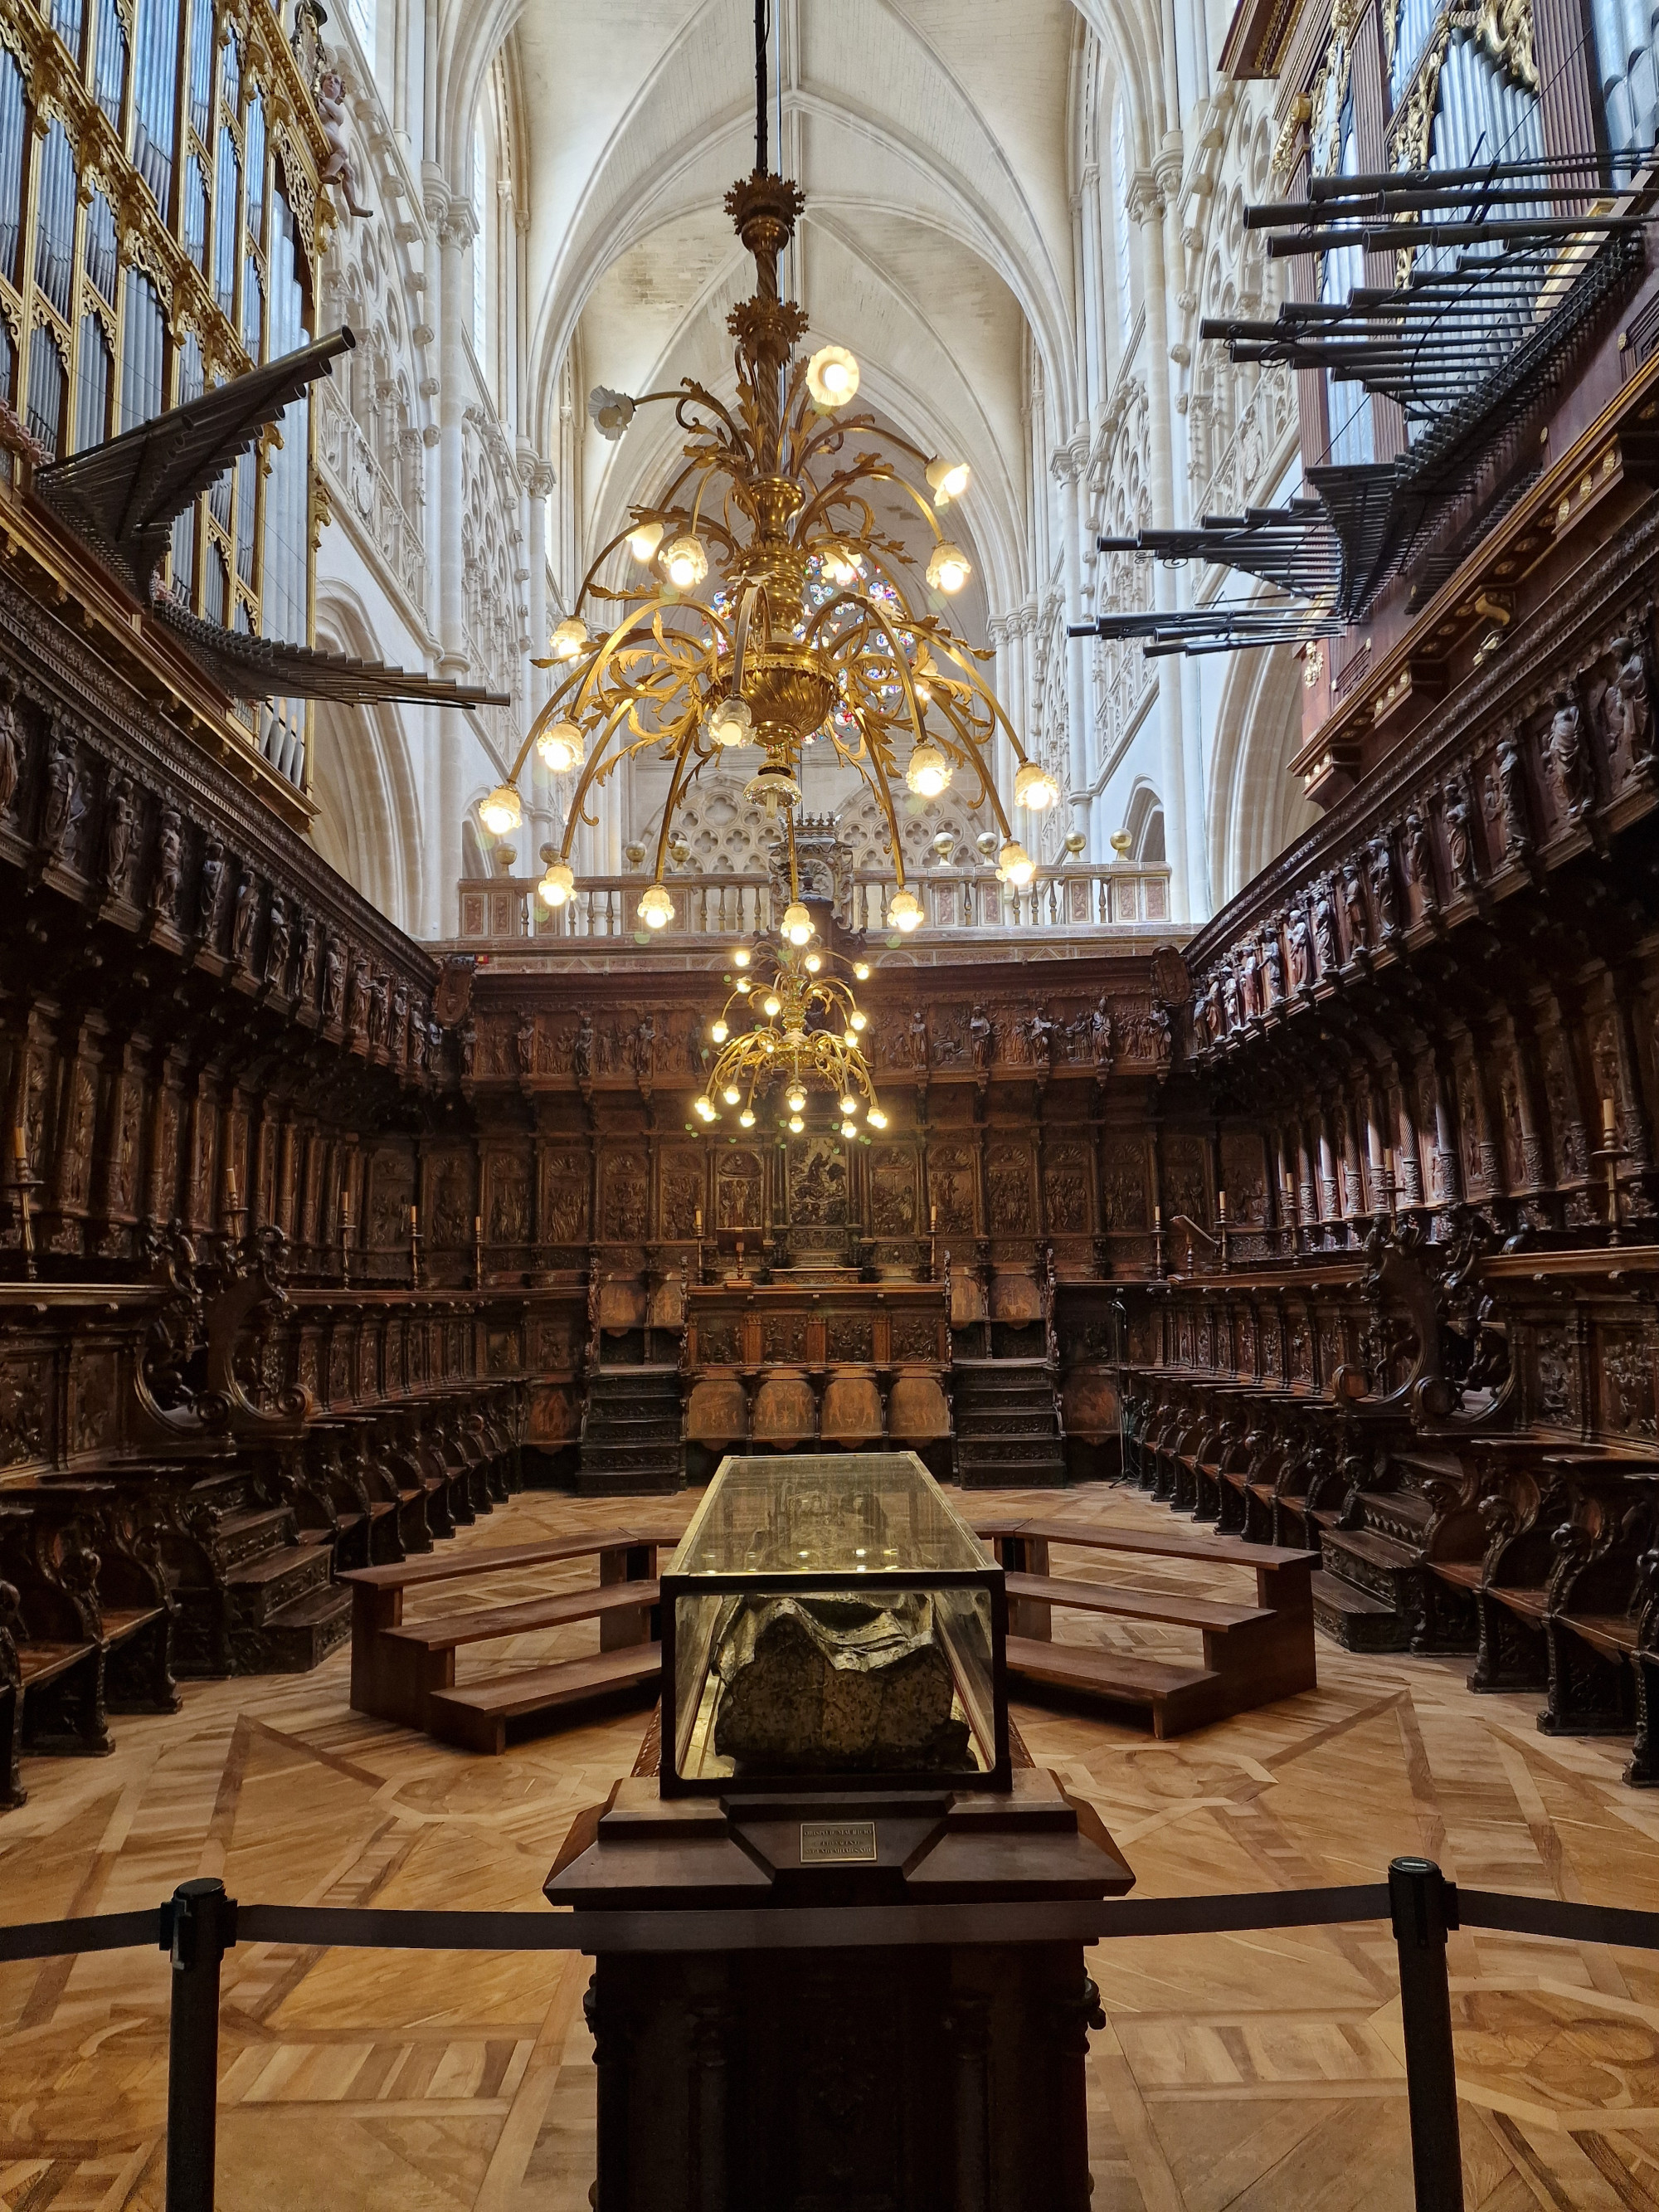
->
[1015,760,1061,811]
[762,992,782,1018]
[478,783,523,836]
[739,1108,756,1128]
[1000,838,1035,888]
[549,616,588,660]
[854,962,870,981]
[843,1027,857,1047]
[786,1087,806,1112]
[733,948,752,968]
[804,953,822,972]
[638,882,675,929]
[906,741,951,799]
[789,1115,805,1134]
[626,519,664,564]
[926,541,972,595]
[704,694,754,749]
[695,1096,717,1122]
[722,1086,742,1106]
[781,901,815,947]
[538,860,575,908]
[926,457,971,505]
[806,344,860,409]
[888,888,923,933]
[824,543,860,586]
[840,1120,858,1139]
[868,1107,888,1129]
[663,534,708,591]
[711,1020,729,1044]
[745,759,803,815]
[536,718,586,773]
[839,1095,858,1116]
[762,1036,776,1054]
[735,976,752,995]
[850,1009,869,1030]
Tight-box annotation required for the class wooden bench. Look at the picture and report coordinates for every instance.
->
[975,1516,1317,1738]
[426,1644,664,1755]
[343,1527,681,1742]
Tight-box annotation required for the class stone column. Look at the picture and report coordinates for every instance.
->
[1051,438,1092,850]
[433,191,475,937]
[1131,169,1189,921]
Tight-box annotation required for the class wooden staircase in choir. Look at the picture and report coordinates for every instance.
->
[953,1360,1067,1489]
[975,1517,1318,1737]
[577,1367,684,1496]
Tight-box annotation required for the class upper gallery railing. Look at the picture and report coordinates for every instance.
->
[452,861,1172,949]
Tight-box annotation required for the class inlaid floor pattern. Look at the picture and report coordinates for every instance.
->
[3,1482,1658,2211]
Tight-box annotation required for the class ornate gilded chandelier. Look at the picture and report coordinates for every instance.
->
[475,4,1058,933]
[694,907,885,1136]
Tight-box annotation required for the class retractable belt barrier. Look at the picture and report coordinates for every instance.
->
[6,1860,1657,2212]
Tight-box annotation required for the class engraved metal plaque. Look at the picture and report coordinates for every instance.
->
[799,1820,878,1864]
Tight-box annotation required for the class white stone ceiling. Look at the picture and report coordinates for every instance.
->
[500,0,1086,613]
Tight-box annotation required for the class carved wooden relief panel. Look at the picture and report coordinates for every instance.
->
[660,1149,704,1240]
[868,1146,917,1235]
[601,1151,649,1242]
[1099,1136,1148,1230]
[716,1148,762,1230]
[1163,1135,1210,1228]
[426,1151,476,1246]
[986,1140,1034,1235]
[1044,1143,1092,1234]
[788,1136,847,1227]
[540,1152,590,1245]
[929,1144,977,1235]
[485,1150,533,1244]
[368,1147,415,1247]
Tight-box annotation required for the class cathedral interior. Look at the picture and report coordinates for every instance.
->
[2,0,1659,2202]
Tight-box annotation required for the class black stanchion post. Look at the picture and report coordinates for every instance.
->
[161,1877,237,2212]
[1389,1856,1464,2212]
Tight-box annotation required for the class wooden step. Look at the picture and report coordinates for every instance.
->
[426,1644,663,1755]
[341,1528,684,1596]
[1004,1635,1225,1738]
[981,1518,1314,1571]
[1004,1571,1263,1634]
[390,1580,660,1654]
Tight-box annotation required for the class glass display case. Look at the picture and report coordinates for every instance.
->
[660,1451,1010,1795]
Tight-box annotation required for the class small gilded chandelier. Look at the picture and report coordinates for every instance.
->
[476,3,1059,933]
[695,908,884,1139]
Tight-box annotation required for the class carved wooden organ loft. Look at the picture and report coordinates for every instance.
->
[2,0,1659,1805]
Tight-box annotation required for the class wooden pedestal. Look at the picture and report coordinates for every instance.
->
[546,1764,1134,2212]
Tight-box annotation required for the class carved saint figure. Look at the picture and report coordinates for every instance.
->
[573,1010,595,1082]
[1236,938,1259,1021]
[1604,632,1656,774]
[908,1006,929,1069]
[1287,904,1312,991]
[265,894,292,992]
[40,734,76,859]
[1024,1007,1055,1069]
[1311,876,1340,974]
[460,1020,477,1077]
[1261,923,1284,1006]
[102,776,137,895]
[1149,1004,1172,1071]
[969,1003,993,1070]
[1221,964,1241,1032]
[1486,734,1530,858]
[1367,831,1399,934]
[1402,806,1435,910]
[1089,994,1115,1065]
[1443,776,1475,890]
[231,871,259,965]
[322,937,346,1024]
[315,64,372,217]
[515,1014,536,1077]
[1340,861,1368,954]
[630,1011,655,1080]
[0,671,22,818]
[153,803,183,920]
[367,975,388,1048]
[1544,686,1589,822]
[197,835,227,938]
[347,953,370,1032]
[391,980,410,1062]
[298,914,321,1004]
[409,1010,428,1074]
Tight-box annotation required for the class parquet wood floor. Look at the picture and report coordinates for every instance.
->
[2,1480,1657,2210]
